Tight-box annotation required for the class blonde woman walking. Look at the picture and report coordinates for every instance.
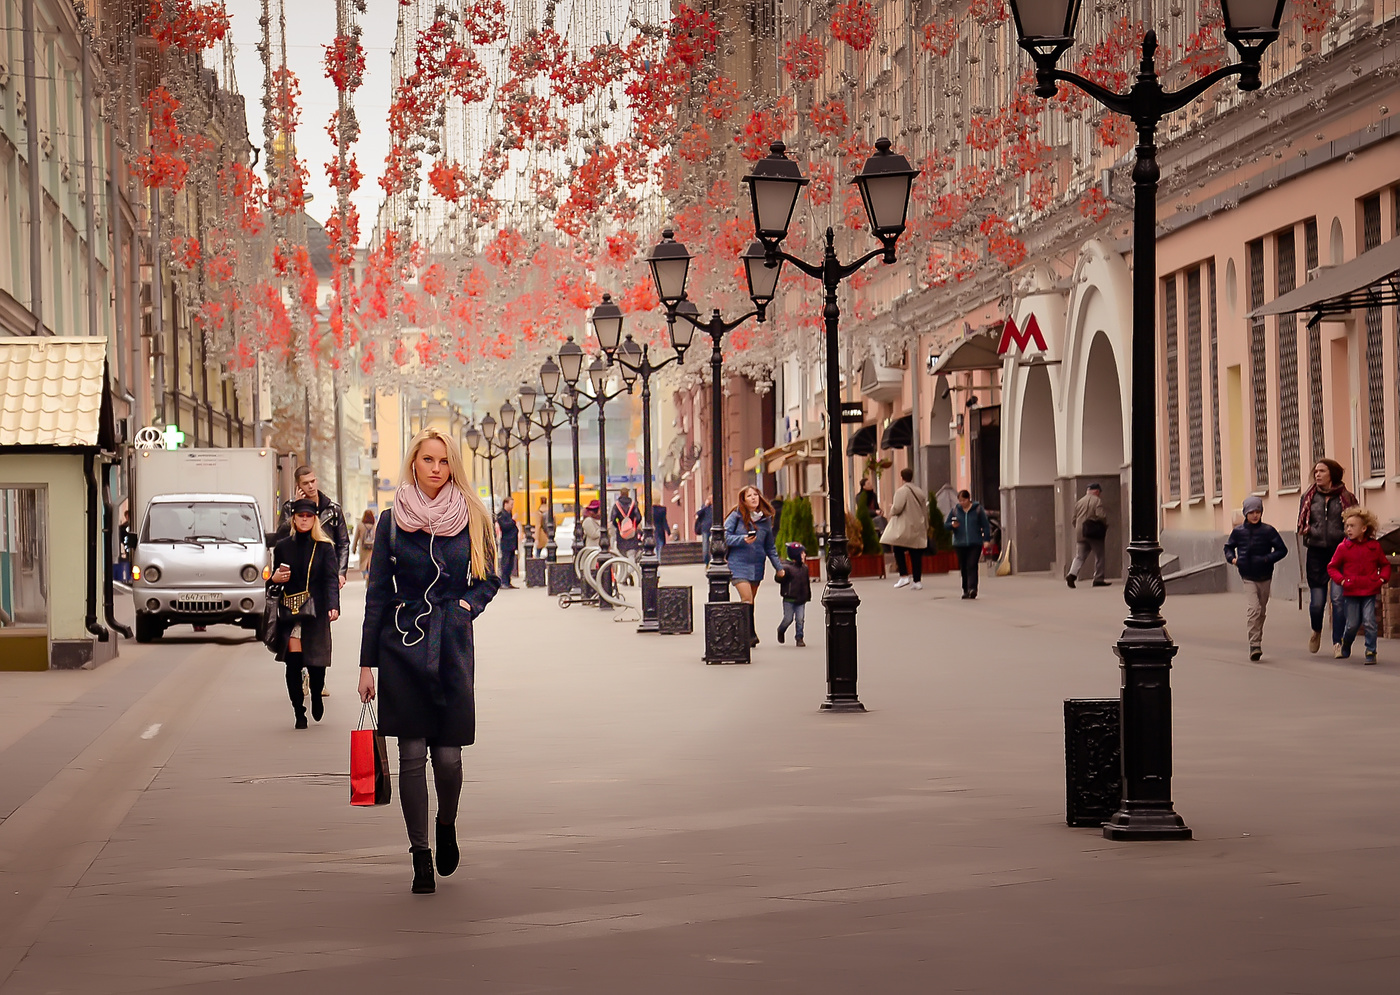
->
[359,429,500,895]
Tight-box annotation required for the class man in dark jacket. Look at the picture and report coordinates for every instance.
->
[695,501,714,564]
[651,503,670,554]
[277,465,350,588]
[1224,494,1290,660]
[945,490,992,600]
[497,497,519,588]
[776,542,812,647]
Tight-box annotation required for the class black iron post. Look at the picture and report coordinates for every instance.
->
[1015,25,1277,841]
[544,418,558,562]
[663,307,765,663]
[567,389,584,581]
[614,340,683,633]
[761,228,898,712]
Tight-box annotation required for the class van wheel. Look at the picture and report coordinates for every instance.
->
[135,613,163,643]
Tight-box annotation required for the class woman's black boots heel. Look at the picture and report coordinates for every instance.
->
[411,848,435,894]
[745,603,759,647]
[284,656,307,729]
[436,817,460,876]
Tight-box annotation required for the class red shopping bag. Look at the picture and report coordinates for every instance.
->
[351,703,392,806]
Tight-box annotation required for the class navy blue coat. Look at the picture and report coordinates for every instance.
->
[945,502,992,548]
[724,509,782,582]
[360,511,500,746]
[1224,521,1289,582]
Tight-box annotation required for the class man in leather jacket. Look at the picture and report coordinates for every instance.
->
[277,465,351,588]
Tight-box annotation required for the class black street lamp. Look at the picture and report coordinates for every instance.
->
[464,421,499,510]
[1008,0,1286,841]
[554,321,629,611]
[742,138,919,710]
[646,229,776,664]
[538,357,564,564]
[610,332,687,633]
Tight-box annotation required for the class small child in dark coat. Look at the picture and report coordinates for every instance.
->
[777,542,812,647]
[1223,494,1289,661]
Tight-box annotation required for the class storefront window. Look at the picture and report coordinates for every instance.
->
[0,487,48,629]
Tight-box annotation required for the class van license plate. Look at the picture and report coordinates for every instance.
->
[181,593,221,604]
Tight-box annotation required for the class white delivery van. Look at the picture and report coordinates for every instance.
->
[127,448,280,643]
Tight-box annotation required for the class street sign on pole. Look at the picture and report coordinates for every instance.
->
[840,401,865,424]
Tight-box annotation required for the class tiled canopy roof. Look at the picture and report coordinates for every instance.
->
[0,337,108,448]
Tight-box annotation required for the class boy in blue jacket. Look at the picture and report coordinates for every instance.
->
[1223,495,1289,661]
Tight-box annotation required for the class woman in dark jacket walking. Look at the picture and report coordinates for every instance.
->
[359,428,500,895]
[268,497,340,729]
[1297,458,1357,653]
[724,486,785,647]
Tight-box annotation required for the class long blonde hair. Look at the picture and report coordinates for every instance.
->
[289,509,333,545]
[400,428,497,579]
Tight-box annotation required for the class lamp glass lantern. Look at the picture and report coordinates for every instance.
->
[519,383,538,416]
[499,400,516,431]
[1220,0,1287,33]
[540,402,557,430]
[464,426,482,452]
[1007,0,1080,41]
[540,357,562,399]
[480,412,496,442]
[647,230,692,306]
[617,336,642,390]
[591,294,625,358]
[853,139,920,241]
[558,337,585,387]
[741,240,783,309]
[587,356,610,396]
[741,142,809,244]
[668,300,700,355]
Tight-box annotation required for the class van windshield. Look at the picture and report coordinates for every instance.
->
[144,503,261,544]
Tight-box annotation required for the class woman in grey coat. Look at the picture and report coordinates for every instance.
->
[359,429,500,895]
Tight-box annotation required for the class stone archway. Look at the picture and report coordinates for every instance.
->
[925,375,953,501]
[1081,332,1124,475]
[1008,364,1058,570]
[1072,330,1126,579]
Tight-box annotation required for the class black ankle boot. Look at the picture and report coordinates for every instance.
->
[294,709,307,730]
[436,817,460,876]
[411,848,435,894]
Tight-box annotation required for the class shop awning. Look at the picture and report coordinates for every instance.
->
[928,331,1003,375]
[845,424,877,457]
[1248,236,1400,322]
[880,414,912,450]
[744,434,826,472]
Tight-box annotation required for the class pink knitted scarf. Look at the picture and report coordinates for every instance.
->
[392,480,471,537]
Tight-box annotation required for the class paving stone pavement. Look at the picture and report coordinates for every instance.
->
[0,563,1397,993]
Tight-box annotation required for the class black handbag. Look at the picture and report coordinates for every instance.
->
[261,587,281,650]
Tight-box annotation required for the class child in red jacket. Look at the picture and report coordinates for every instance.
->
[1326,505,1391,663]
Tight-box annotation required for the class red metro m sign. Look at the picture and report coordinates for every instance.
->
[996,313,1047,356]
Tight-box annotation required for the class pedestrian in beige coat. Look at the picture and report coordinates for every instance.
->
[1066,483,1110,588]
[881,468,930,590]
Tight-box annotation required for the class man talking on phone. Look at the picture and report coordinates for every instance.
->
[277,465,351,590]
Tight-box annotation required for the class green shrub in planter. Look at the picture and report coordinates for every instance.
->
[776,494,819,558]
[855,492,880,554]
[928,504,953,552]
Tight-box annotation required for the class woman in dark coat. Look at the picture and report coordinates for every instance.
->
[1297,458,1357,653]
[360,428,500,895]
[268,497,340,729]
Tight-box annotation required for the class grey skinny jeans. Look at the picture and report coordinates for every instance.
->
[398,739,463,851]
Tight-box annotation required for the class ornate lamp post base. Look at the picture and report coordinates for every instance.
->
[546,560,575,596]
[818,557,864,711]
[637,550,661,633]
[1102,624,1190,840]
[704,601,751,664]
[524,557,547,588]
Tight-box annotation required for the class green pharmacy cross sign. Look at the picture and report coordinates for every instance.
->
[161,424,186,450]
